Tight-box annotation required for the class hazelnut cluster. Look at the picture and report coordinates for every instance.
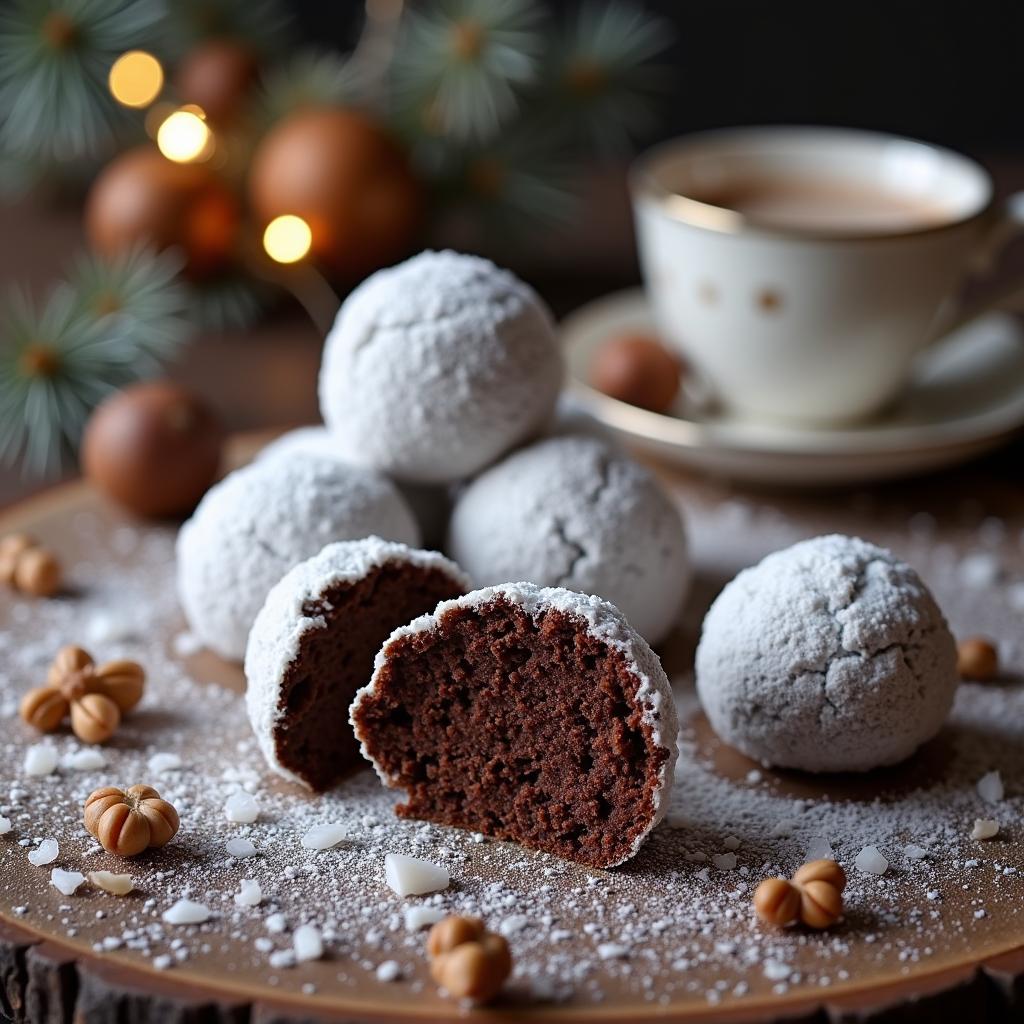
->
[84,784,179,857]
[426,915,512,1004]
[19,645,145,744]
[0,534,61,597]
[753,858,847,930]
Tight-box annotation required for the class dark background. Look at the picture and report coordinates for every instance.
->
[288,0,1024,153]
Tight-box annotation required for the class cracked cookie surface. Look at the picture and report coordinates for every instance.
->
[176,453,420,661]
[447,435,690,645]
[695,534,958,772]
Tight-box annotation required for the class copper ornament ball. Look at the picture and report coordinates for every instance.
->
[85,147,240,279]
[248,108,422,280]
[590,333,683,413]
[175,38,259,124]
[81,382,224,519]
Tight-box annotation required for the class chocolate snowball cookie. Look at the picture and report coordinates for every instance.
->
[447,435,690,645]
[177,452,419,661]
[246,538,468,791]
[696,534,959,773]
[318,250,564,484]
[351,583,678,868]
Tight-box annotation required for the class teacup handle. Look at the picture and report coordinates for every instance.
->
[930,191,1024,341]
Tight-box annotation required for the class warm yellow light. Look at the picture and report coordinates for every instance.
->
[157,108,212,163]
[263,215,313,264]
[108,51,164,108]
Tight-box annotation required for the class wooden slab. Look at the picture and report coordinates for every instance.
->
[1,437,1023,1023]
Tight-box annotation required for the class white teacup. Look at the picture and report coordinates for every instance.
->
[631,126,1024,426]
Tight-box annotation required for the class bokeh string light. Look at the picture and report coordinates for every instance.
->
[108,51,164,109]
[156,107,214,164]
[262,215,313,265]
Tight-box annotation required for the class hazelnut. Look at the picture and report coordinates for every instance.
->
[95,660,146,713]
[957,636,999,682]
[70,692,121,744]
[753,877,801,926]
[84,784,179,857]
[13,547,61,597]
[799,879,844,929]
[48,646,93,686]
[426,915,485,958]
[793,858,847,893]
[431,934,512,1004]
[0,534,36,584]
[19,687,69,733]
[590,333,682,413]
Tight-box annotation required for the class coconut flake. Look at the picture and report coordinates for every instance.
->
[763,960,792,981]
[234,879,263,907]
[148,752,182,775]
[597,942,630,960]
[162,899,211,925]
[904,844,928,861]
[376,960,401,982]
[723,835,740,850]
[404,906,445,931]
[60,748,106,771]
[0,816,11,835]
[293,924,323,962]
[265,913,287,934]
[88,871,134,896]
[300,824,348,850]
[384,853,449,897]
[50,868,86,896]
[977,771,1004,804]
[226,838,257,859]
[855,845,889,875]
[224,791,260,823]
[804,836,834,861]
[971,819,999,840]
[28,839,59,866]
[24,743,58,776]
[712,852,737,870]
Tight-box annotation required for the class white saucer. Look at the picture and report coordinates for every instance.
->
[561,288,1024,486]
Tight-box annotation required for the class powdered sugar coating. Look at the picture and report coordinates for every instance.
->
[447,435,690,645]
[318,250,564,484]
[696,534,959,773]
[352,582,679,866]
[257,427,451,549]
[246,538,470,789]
[177,455,420,661]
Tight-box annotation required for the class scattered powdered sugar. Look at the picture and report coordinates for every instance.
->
[1,493,1023,1014]
[162,899,212,925]
[27,839,59,866]
[50,868,86,896]
[224,791,260,823]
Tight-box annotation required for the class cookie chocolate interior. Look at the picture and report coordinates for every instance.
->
[275,563,463,791]
[352,596,668,868]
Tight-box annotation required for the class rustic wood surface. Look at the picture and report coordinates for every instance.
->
[1,435,1023,1023]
